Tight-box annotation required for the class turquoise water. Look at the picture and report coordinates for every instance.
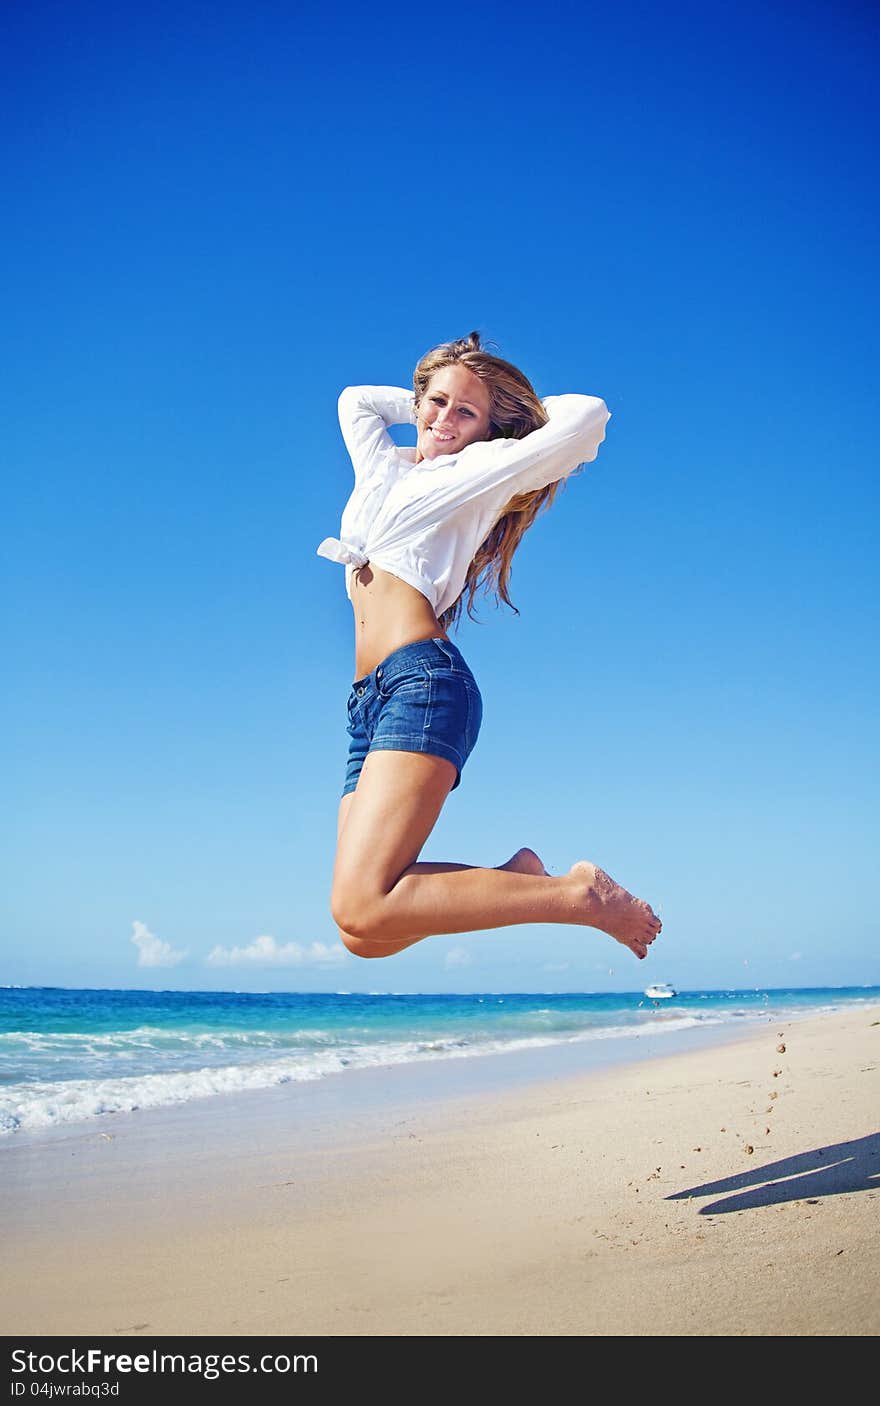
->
[1,984,877,1135]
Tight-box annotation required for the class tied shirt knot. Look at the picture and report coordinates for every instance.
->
[316,536,370,569]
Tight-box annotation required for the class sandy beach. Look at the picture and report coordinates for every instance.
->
[3,1003,878,1337]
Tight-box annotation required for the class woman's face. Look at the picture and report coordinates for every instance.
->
[414,365,493,463]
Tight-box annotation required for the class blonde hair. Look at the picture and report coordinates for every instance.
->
[413,331,563,633]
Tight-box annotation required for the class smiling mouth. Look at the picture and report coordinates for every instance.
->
[428,427,455,442]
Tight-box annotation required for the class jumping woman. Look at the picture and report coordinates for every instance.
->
[317,332,662,962]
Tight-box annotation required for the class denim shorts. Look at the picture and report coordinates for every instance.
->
[342,636,483,797]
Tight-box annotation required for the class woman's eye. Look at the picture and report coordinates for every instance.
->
[460,408,474,417]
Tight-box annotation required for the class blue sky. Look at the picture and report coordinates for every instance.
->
[3,0,878,994]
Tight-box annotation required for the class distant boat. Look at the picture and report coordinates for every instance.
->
[644,983,676,1000]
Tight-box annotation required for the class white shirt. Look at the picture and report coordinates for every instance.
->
[316,385,611,618]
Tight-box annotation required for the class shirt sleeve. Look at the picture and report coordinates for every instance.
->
[337,386,416,483]
[399,394,610,529]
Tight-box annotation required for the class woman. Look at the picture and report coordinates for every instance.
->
[317,332,662,962]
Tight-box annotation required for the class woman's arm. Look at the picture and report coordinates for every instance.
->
[337,386,416,483]
[471,394,609,495]
[400,394,610,525]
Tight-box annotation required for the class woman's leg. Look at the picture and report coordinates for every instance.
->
[334,790,548,959]
[334,791,422,958]
[331,750,661,960]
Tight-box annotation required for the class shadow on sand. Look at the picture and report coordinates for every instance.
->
[665,1132,880,1214]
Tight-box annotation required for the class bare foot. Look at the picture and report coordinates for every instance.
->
[568,860,662,961]
[499,846,549,877]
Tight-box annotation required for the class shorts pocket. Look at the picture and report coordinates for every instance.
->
[420,670,465,750]
[378,669,430,702]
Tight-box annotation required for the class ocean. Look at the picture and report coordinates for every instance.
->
[2,984,877,1137]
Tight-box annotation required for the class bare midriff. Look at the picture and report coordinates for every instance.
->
[351,561,450,680]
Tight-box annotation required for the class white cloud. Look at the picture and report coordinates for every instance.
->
[789,951,802,962]
[444,946,472,970]
[130,920,187,969]
[205,934,344,968]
